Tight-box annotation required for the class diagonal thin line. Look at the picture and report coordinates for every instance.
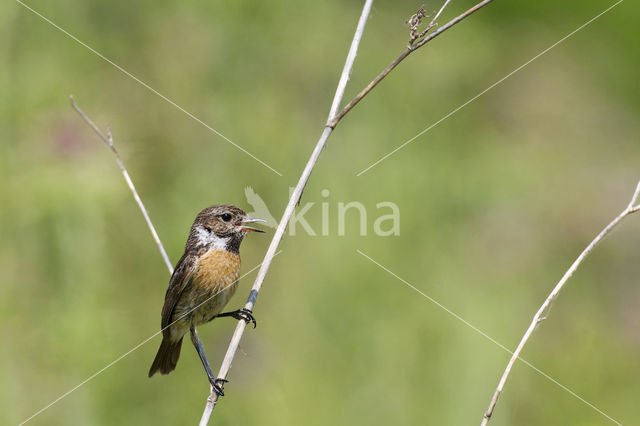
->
[356,0,624,177]
[15,0,283,177]
[356,249,622,426]
[18,251,283,425]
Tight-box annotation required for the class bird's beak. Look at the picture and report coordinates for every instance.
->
[240,217,266,233]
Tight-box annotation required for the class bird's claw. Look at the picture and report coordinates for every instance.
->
[211,378,228,396]
[216,307,257,328]
[235,308,257,328]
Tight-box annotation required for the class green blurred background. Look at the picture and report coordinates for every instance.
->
[2,0,639,425]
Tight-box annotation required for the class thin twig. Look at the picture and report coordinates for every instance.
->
[409,0,453,47]
[328,0,495,128]
[70,96,174,274]
[428,0,452,30]
[197,1,374,423]
[481,180,640,425]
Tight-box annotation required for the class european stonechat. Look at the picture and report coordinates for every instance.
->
[148,204,264,395]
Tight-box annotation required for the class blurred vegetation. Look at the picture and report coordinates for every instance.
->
[2,0,639,425]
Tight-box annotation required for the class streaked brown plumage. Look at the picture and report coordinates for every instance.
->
[148,205,263,385]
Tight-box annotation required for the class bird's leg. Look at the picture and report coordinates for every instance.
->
[189,326,227,396]
[215,307,257,328]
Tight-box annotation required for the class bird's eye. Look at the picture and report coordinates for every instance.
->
[220,213,232,222]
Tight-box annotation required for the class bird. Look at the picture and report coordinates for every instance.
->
[148,204,264,395]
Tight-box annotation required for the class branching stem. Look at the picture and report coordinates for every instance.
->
[71,97,174,274]
[199,0,495,423]
[481,180,640,425]
[328,0,495,128]
[198,0,496,423]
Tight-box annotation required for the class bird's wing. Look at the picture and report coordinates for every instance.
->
[160,252,199,330]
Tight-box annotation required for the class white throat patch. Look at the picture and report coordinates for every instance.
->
[195,225,230,251]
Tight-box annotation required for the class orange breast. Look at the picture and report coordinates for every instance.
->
[185,249,242,326]
[192,249,241,291]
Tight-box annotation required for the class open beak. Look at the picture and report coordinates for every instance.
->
[240,217,266,233]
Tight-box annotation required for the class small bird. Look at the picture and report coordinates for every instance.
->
[148,204,264,395]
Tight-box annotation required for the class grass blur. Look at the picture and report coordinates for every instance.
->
[2,0,639,425]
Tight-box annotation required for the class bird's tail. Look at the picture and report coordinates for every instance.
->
[148,337,183,377]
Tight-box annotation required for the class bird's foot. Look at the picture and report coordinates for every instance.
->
[218,308,257,328]
[210,378,228,396]
[235,308,257,328]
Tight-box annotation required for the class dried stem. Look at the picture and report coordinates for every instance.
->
[407,0,453,47]
[197,0,373,423]
[70,97,174,275]
[328,0,495,128]
[199,0,496,423]
[481,180,640,425]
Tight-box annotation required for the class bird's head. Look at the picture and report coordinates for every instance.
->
[188,204,265,253]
